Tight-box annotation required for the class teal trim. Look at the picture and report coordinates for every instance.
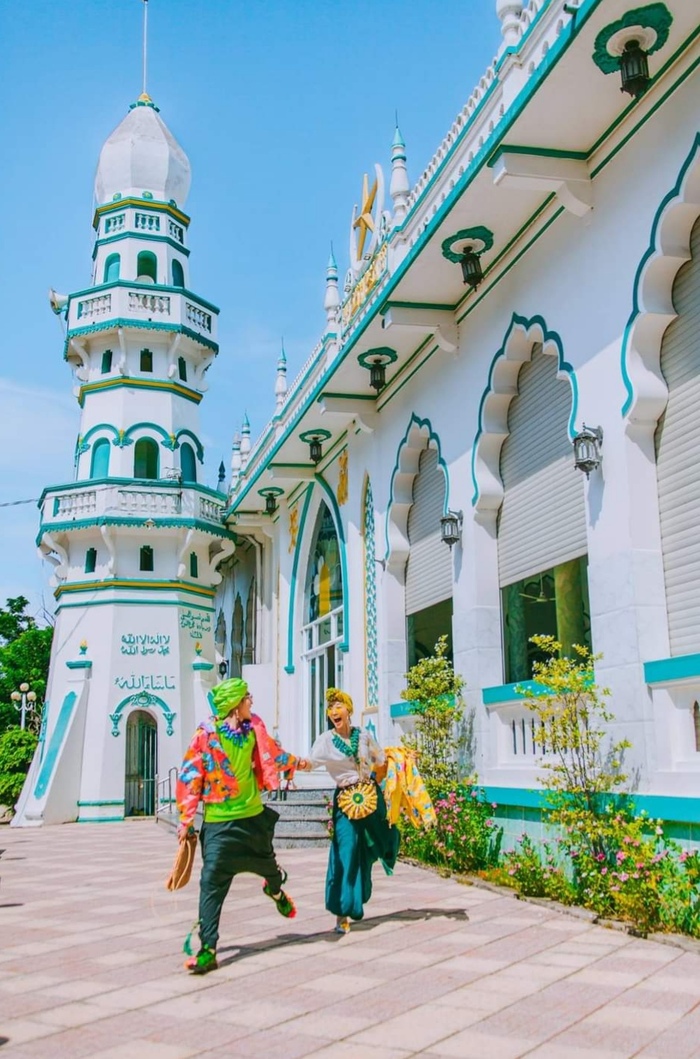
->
[482,786,700,825]
[644,653,700,685]
[441,226,494,263]
[65,321,218,357]
[488,145,589,167]
[40,476,226,504]
[77,800,124,806]
[192,660,214,670]
[56,597,214,613]
[78,424,122,451]
[76,817,125,823]
[621,133,700,417]
[284,486,314,674]
[37,516,232,543]
[77,377,204,407]
[384,414,450,562]
[471,313,578,506]
[92,233,190,257]
[390,702,413,719]
[381,300,456,313]
[592,4,673,75]
[34,691,77,799]
[123,421,176,448]
[482,680,550,705]
[318,392,377,402]
[96,197,190,224]
[68,279,218,315]
[110,692,176,736]
[375,336,437,410]
[174,428,205,463]
[314,472,350,654]
[66,659,93,670]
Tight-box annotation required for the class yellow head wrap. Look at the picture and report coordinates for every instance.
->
[325,687,353,716]
[211,677,249,718]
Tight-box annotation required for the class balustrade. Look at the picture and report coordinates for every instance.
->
[104,214,125,234]
[186,302,212,333]
[54,491,97,518]
[77,294,111,320]
[128,291,171,316]
[199,497,224,522]
[134,213,161,232]
[168,220,184,243]
[118,490,180,515]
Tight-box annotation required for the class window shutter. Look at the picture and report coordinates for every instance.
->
[498,345,587,586]
[405,447,453,613]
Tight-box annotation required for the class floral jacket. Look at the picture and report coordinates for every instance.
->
[176,713,300,828]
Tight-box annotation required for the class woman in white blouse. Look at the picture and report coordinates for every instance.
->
[302,688,400,934]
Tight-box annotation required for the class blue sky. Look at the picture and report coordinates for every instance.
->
[0,0,498,617]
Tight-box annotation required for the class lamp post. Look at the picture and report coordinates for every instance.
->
[10,682,37,731]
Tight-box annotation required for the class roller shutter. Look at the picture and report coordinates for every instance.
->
[405,446,453,613]
[655,217,700,656]
[498,345,587,586]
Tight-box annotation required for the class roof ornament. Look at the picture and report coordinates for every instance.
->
[496,0,524,48]
[230,433,242,486]
[142,0,149,98]
[275,342,288,412]
[390,123,410,224]
[324,247,340,330]
[349,164,385,277]
[240,413,251,469]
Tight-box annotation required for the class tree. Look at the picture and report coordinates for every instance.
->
[0,598,53,735]
[401,635,465,789]
[0,728,38,807]
[0,596,36,644]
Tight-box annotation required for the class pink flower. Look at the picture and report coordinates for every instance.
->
[616,851,626,863]
[491,803,498,809]
[618,872,629,882]
[508,868,517,876]
[601,867,608,875]
[595,853,605,862]
[623,836,633,845]
[485,820,494,827]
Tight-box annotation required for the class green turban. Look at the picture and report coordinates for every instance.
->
[211,677,249,718]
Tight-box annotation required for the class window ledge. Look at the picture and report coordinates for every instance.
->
[482,680,550,708]
[645,653,700,687]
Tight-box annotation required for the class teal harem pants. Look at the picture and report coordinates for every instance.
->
[326,785,400,921]
[198,805,284,949]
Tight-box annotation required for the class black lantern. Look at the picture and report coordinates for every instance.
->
[572,425,603,477]
[309,435,323,464]
[218,659,229,679]
[440,510,463,548]
[265,492,278,515]
[619,39,650,98]
[369,359,387,393]
[460,248,483,288]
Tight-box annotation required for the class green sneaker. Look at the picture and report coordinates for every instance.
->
[184,946,218,975]
[262,875,297,918]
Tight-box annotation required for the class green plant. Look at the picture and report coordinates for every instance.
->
[502,834,575,903]
[0,727,38,807]
[402,783,502,874]
[401,635,465,788]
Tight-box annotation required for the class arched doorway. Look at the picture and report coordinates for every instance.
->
[303,502,344,743]
[124,710,157,816]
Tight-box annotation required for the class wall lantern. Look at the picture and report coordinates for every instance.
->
[299,428,331,466]
[218,659,229,680]
[440,510,463,548]
[619,39,650,97]
[358,347,398,395]
[460,248,483,288]
[572,424,603,477]
[258,486,283,516]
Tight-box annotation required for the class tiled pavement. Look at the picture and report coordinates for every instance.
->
[1,824,700,1058]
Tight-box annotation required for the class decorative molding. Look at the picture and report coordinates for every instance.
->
[441,225,494,262]
[621,134,700,426]
[363,478,379,709]
[384,414,449,572]
[471,313,578,512]
[592,4,673,76]
[491,149,592,216]
[381,305,458,354]
[337,449,348,507]
[109,691,177,737]
[76,375,205,406]
[318,395,377,434]
[285,485,314,673]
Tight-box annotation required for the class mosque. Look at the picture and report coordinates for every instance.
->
[13,0,700,841]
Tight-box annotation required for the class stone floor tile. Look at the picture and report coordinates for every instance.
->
[525,1045,630,1059]
[347,1000,487,1050]
[423,1029,539,1058]
[89,1043,196,1059]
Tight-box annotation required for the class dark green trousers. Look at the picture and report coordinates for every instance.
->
[198,805,283,949]
[326,785,400,920]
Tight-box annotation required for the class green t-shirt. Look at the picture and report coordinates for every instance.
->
[204,725,263,822]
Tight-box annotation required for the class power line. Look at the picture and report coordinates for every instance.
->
[0,498,39,509]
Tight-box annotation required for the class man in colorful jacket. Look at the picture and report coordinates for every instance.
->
[176,676,308,974]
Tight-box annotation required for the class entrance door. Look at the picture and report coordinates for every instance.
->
[125,710,157,816]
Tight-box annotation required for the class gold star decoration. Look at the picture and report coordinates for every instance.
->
[353,173,378,260]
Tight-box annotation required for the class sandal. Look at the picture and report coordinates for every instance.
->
[262,873,297,918]
[184,945,218,975]
[334,917,351,935]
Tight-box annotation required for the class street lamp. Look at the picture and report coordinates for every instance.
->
[10,682,37,731]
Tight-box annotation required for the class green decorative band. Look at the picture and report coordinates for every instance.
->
[65,321,218,358]
[482,680,551,705]
[390,701,413,719]
[192,660,215,670]
[56,597,214,613]
[92,233,191,257]
[77,377,203,407]
[257,486,284,498]
[593,3,673,75]
[487,145,589,168]
[644,653,700,685]
[299,428,332,443]
[441,226,494,263]
[482,786,700,826]
[93,197,190,227]
[357,347,398,369]
[381,300,457,313]
[77,800,125,807]
[66,659,93,670]
[54,578,216,600]
[38,516,232,544]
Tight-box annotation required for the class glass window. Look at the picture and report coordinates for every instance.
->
[85,548,97,574]
[101,349,113,374]
[305,504,343,623]
[136,251,157,283]
[407,598,453,669]
[134,438,159,479]
[140,349,153,372]
[178,356,187,381]
[89,438,110,479]
[180,442,197,483]
[139,546,154,572]
[172,260,185,287]
[103,253,120,283]
[501,555,591,684]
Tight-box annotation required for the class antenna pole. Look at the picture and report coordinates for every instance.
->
[142,0,149,96]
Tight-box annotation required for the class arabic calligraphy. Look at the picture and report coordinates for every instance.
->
[114,674,176,692]
[179,609,212,639]
[120,633,171,657]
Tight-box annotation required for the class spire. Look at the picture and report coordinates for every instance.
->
[217,459,226,492]
[141,0,149,98]
[240,413,251,469]
[496,0,524,48]
[390,124,410,223]
[230,433,242,486]
[275,342,288,413]
[324,247,340,329]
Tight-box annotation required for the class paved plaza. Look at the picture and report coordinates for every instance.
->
[1,823,700,1058]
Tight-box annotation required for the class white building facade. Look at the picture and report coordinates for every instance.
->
[220,0,700,840]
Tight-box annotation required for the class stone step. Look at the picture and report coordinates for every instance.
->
[268,803,331,821]
[274,835,331,849]
[275,818,329,838]
[265,788,334,805]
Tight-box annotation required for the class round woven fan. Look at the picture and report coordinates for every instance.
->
[337,782,378,820]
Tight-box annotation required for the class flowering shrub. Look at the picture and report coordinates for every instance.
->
[501,834,575,904]
[401,783,502,873]
[323,793,334,839]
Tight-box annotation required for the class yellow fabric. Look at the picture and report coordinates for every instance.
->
[325,687,353,715]
[382,748,436,829]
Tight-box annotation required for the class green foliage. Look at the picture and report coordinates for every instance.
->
[0,727,38,807]
[501,834,576,904]
[0,596,36,644]
[401,783,502,873]
[0,597,53,736]
[401,635,465,787]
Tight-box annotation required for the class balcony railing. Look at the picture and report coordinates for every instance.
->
[68,285,218,343]
[41,482,226,527]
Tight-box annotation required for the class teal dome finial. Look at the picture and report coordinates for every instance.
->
[242,411,250,434]
[278,341,287,369]
[392,123,405,149]
[327,244,338,276]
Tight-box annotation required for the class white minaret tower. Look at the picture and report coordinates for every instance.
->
[389,125,410,223]
[14,91,234,827]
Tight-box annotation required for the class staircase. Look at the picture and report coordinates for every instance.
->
[266,787,334,848]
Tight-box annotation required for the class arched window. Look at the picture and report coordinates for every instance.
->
[172,260,185,287]
[178,356,187,381]
[180,442,197,483]
[134,438,159,480]
[189,552,198,578]
[303,503,344,742]
[89,438,110,479]
[101,349,113,374]
[85,547,97,574]
[103,253,120,283]
[140,348,153,372]
[136,251,157,284]
[139,545,154,572]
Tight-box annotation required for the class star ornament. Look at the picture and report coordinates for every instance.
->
[353,173,378,260]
